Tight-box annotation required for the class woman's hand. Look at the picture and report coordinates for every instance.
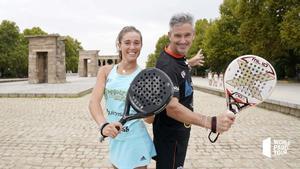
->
[102,122,123,138]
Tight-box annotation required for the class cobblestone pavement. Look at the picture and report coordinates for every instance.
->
[0,90,299,169]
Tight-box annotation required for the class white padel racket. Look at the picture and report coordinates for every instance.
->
[208,55,277,143]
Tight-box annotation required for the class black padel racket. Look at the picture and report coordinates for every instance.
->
[100,68,174,142]
[208,55,277,143]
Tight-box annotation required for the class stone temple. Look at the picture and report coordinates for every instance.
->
[26,34,118,83]
[26,34,66,84]
[78,50,118,77]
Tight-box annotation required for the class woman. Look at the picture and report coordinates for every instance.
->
[89,26,156,169]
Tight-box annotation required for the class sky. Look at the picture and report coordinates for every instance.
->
[0,0,223,68]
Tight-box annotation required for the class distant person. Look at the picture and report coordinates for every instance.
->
[219,72,224,87]
[89,26,156,169]
[213,72,218,87]
[208,71,212,86]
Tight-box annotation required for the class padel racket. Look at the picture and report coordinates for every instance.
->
[208,55,277,143]
[100,68,174,142]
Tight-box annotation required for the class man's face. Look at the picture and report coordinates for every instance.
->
[168,23,194,55]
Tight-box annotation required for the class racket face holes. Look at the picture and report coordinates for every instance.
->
[131,85,137,91]
[225,56,277,102]
[155,98,162,105]
[128,68,174,114]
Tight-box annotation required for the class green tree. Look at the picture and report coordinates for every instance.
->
[146,0,300,79]
[280,6,300,50]
[238,0,283,60]
[203,0,248,73]
[145,53,157,68]
[23,27,47,36]
[64,36,83,73]
[187,19,210,76]
[279,6,300,79]
[146,35,169,68]
[187,19,209,57]
[0,20,22,77]
[238,0,300,79]
[11,34,28,77]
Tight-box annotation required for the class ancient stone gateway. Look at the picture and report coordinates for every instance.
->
[26,34,66,84]
[78,50,118,77]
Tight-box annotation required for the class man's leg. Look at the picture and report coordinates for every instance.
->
[154,135,190,169]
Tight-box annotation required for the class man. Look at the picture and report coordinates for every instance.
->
[153,13,235,169]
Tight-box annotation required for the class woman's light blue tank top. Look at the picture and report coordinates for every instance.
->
[104,65,148,140]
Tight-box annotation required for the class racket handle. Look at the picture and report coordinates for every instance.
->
[208,131,220,143]
[115,117,126,131]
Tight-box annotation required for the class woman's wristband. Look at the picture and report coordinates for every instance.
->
[99,122,109,137]
[211,116,217,133]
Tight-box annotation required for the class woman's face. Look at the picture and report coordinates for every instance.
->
[118,31,142,63]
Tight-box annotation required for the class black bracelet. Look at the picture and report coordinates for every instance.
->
[100,122,109,137]
[211,116,217,133]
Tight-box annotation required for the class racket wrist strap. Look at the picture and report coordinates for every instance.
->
[211,116,217,133]
[99,122,109,137]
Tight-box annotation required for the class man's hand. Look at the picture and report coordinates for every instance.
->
[216,110,235,134]
[187,49,205,67]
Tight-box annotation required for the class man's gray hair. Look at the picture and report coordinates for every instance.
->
[169,13,194,29]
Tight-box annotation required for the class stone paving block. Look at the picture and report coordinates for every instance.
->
[0,91,299,168]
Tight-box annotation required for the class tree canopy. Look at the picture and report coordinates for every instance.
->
[64,36,83,73]
[0,20,25,77]
[0,20,83,77]
[146,0,300,80]
[146,35,169,68]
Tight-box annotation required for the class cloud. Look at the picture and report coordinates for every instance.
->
[0,0,223,67]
